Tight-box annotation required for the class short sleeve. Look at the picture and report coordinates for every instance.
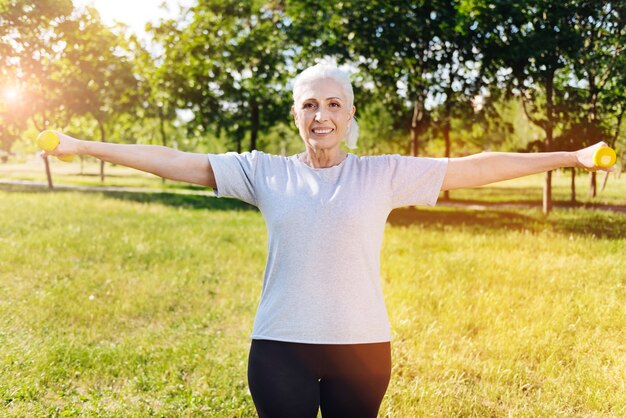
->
[387,155,448,208]
[207,151,259,206]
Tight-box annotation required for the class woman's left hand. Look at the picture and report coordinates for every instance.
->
[574,142,614,171]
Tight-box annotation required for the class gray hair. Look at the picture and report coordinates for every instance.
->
[292,64,359,149]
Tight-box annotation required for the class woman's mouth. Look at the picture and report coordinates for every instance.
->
[311,128,334,136]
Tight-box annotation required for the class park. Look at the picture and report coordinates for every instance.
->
[2,1,626,416]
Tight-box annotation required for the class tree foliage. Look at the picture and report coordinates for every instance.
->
[1,0,625,199]
[150,0,293,152]
[286,0,478,156]
[0,0,74,151]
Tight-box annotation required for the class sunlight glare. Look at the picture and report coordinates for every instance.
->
[2,85,20,102]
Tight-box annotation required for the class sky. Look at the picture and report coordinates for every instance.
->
[73,0,196,39]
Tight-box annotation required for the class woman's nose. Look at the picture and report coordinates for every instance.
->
[315,109,328,121]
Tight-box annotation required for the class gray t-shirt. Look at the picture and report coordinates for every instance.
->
[208,151,448,344]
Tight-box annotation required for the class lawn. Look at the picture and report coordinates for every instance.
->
[1,181,625,416]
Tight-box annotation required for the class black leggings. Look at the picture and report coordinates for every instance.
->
[247,339,391,418]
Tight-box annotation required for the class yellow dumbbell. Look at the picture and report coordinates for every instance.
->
[592,146,616,169]
[36,130,74,162]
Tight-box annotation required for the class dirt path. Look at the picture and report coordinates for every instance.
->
[0,179,215,197]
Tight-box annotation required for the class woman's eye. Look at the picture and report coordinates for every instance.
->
[330,102,341,108]
[303,103,316,109]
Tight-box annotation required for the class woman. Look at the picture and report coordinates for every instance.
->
[44,64,610,418]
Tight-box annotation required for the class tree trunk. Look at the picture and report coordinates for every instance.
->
[543,171,552,214]
[250,97,259,151]
[587,71,599,198]
[442,117,451,201]
[98,119,106,182]
[589,171,597,198]
[159,109,168,148]
[159,108,167,184]
[570,168,576,204]
[543,73,555,215]
[32,115,54,189]
[236,134,242,154]
[588,167,598,199]
[410,99,423,157]
[43,155,54,189]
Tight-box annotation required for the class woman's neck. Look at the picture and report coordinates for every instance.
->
[299,148,347,168]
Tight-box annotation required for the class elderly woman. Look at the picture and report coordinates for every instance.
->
[46,64,609,418]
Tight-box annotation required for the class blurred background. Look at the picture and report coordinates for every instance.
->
[1,0,625,207]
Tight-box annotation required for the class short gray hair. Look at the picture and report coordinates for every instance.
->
[292,64,359,149]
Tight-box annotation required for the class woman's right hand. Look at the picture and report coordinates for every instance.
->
[40,130,82,159]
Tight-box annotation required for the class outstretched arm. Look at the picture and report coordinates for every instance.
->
[441,142,609,191]
[42,131,216,188]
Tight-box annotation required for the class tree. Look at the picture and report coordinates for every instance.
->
[152,0,292,153]
[0,0,75,139]
[58,7,140,181]
[0,1,140,185]
[471,0,587,214]
[1,0,75,185]
[430,3,478,199]
[567,2,626,197]
[131,34,178,151]
[287,0,461,156]
[0,65,29,157]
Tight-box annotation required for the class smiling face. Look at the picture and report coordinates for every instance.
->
[292,78,356,152]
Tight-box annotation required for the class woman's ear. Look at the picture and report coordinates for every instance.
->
[291,105,297,123]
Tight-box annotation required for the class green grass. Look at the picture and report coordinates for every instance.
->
[1,186,625,417]
[383,207,626,416]
[1,189,261,417]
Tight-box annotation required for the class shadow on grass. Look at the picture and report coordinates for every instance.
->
[74,174,207,190]
[3,183,624,237]
[102,190,256,211]
[445,185,543,202]
[0,183,255,212]
[446,197,626,213]
[388,207,543,233]
[388,206,626,239]
[551,212,626,240]
[446,197,544,206]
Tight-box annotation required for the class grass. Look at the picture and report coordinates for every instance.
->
[383,207,626,416]
[1,189,261,417]
[1,181,625,416]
